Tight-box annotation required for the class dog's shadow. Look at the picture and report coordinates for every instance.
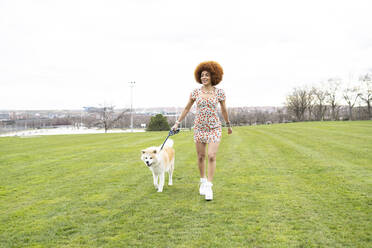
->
[145,176,209,203]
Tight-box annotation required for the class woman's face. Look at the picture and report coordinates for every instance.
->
[201,71,212,86]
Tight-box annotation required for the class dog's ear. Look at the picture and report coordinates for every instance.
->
[153,150,157,154]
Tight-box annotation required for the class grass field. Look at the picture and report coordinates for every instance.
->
[0,121,371,247]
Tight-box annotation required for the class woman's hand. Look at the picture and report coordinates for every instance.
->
[228,127,232,134]
[171,123,179,131]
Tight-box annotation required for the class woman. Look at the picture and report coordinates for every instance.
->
[171,61,232,201]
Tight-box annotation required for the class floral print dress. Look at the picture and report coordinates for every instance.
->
[190,87,226,143]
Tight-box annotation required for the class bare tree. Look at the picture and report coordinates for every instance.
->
[325,78,341,121]
[286,87,310,121]
[100,105,114,133]
[228,108,239,126]
[313,86,327,121]
[306,87,316,121]
[343,86,361,121]
[95,105,130,133]
[254,109,270,124]
[275,107,289,123]
[359,73,372,119]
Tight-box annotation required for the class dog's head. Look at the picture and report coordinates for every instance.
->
[141,147,159,167]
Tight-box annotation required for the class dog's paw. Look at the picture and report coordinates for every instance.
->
[157,188,163,192]
[168,182,173,186]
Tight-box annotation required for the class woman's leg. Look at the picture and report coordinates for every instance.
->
[195,142,207,178]
[207,142,220,182]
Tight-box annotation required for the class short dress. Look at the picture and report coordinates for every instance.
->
[190,87,226,143]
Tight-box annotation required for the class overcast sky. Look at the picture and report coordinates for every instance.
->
[1,0,372,110]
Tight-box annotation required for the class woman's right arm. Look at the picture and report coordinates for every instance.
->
[171,98,195,130]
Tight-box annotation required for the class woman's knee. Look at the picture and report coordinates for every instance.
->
[197,153,206,163]
[208,152,216,162]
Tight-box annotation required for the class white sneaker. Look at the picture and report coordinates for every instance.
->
[204,182,213,201]
[199,178,207,195]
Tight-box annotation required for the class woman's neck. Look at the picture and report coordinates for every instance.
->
[202,85,214,91]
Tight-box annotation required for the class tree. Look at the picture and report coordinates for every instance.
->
[325,78,341,121]
[313,86,327,121]
[94,105,129,133]
[285,87,310,121]
[100,105,114,133]
[343,86,361,121]
[359,73,372,119]
[147,114,170,131]
[275,107,287,123]
[306,87,316,121]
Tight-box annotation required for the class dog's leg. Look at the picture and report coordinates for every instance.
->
[168,159,174,186]
[152,171,158,190]
[168,171,173,186]
[157,173,165,192]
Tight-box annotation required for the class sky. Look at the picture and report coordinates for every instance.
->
[1,0,372,110]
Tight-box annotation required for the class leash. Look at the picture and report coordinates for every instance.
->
[160,128,180,151]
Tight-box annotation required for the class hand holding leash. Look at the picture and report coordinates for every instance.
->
[160,128,180,151]
[169,128,180,136]
[171,120,180,131]
[171,124,178,131]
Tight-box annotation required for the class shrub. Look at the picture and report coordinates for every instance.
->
[146,114,170,131]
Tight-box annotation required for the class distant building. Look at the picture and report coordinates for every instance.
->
[163,112,178,117]
[83,107,101,113]
[0,114,10,121]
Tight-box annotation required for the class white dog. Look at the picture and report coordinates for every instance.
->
[141,139,175,192]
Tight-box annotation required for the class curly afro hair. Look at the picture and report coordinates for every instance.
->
[194,61,224,86]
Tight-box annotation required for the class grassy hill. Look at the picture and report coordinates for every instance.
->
[0,121,371,247]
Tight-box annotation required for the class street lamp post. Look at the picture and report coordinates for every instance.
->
[129,81,136,132]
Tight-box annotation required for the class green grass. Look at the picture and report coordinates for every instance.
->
[0,121,371,247]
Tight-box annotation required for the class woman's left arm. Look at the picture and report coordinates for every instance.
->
[220,100,232,134]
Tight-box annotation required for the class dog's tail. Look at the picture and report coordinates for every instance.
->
[163,138,174,148]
